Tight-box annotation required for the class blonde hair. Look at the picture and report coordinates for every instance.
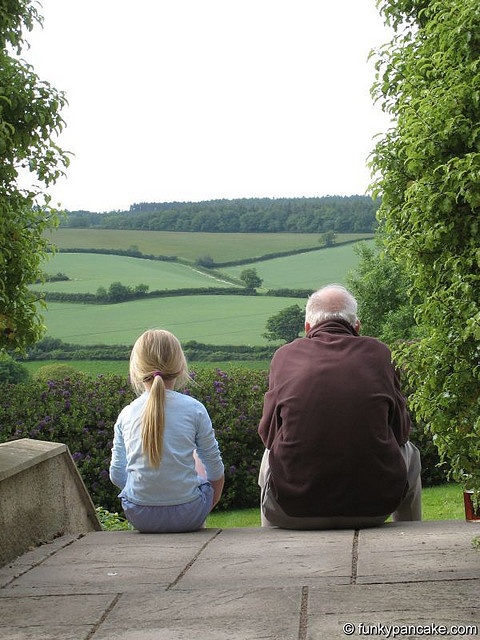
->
[129,329,189,467]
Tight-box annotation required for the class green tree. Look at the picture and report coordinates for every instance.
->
[95,286,108,302]
[195,255,215,268]
[107,282,131,302]
[0,352,30,384]
[319,230,337,247]
[370,0,480,492]
[346,241,419,345]
[134,283,149,295]
[0,1,69,352]
[263,304,304,343]
[239,268,263,292]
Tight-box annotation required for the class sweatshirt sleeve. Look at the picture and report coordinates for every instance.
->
[109,417,128,489]
[195,404,224,481]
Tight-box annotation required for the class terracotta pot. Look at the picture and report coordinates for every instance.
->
[463,490,480,522]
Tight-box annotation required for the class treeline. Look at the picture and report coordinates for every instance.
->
[60,196,379,234]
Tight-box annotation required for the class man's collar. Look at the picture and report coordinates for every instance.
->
[307,318,359,338]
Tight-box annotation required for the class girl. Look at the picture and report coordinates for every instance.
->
[109,329,224,532]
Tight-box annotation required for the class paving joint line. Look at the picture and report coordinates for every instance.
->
[357,576,480,585]
[85,592,122,640]
[298,585,309,640]
[166,528,223,590]
[1,534,84,589]
[350,529,359,585]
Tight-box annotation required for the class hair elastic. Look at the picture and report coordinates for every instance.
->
[153,371,163,378]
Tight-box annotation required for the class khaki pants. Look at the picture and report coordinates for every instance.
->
[258,442,422,529]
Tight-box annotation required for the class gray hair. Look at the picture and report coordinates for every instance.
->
[305,284,358,329]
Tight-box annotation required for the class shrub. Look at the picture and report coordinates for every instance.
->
[34,364,82,381]
[0,354,30,384]
[409,417,449,487]
[0,374,134,511]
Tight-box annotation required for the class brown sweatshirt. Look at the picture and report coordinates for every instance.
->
[258,320,412,518]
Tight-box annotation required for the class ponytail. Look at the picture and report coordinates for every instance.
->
[142,374,166,467]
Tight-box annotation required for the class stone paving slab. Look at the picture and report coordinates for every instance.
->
[0,593,116,640]
[0,535,79,589]
[308,611,480,640]
[179,528,354,588]
[307,580,480,614]
[93,587,302,640]
[0,521,479,639]
[357,520,480,583]
[3,529,221,595]
[307,581,480,639]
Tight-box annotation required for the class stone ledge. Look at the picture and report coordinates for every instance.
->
[0,438,101,567]
[0,438,67,482]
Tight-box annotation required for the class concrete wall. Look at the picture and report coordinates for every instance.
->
[0,438,101,566]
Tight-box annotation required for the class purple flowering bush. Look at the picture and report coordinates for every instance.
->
[0,368,268,512]
[0,373,135,510]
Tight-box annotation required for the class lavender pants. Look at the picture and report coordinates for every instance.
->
[121,481,214,533]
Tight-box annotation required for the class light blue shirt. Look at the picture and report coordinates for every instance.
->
[109,390,224,506]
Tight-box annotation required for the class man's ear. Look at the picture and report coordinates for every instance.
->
[354,319,361,333]
[305,322,311,333]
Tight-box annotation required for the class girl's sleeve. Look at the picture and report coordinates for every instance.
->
[195,404,224,481]
[109,417,128,489]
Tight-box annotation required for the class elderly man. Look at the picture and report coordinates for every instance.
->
[258,284,421,529]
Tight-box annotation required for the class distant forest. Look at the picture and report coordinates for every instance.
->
[60,196,379,234]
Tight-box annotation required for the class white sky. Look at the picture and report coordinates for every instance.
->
[24,0,392,212]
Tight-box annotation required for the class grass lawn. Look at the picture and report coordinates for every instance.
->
[419,483,465,520]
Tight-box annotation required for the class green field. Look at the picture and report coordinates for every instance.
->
[223,243,369,290]
[40,242,371,294]
[37,231,373,348]
[40,295,302,346]
[40,253,237,293]
[47,228,373,263]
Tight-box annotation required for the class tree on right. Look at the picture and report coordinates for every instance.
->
[370,0,480,494]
